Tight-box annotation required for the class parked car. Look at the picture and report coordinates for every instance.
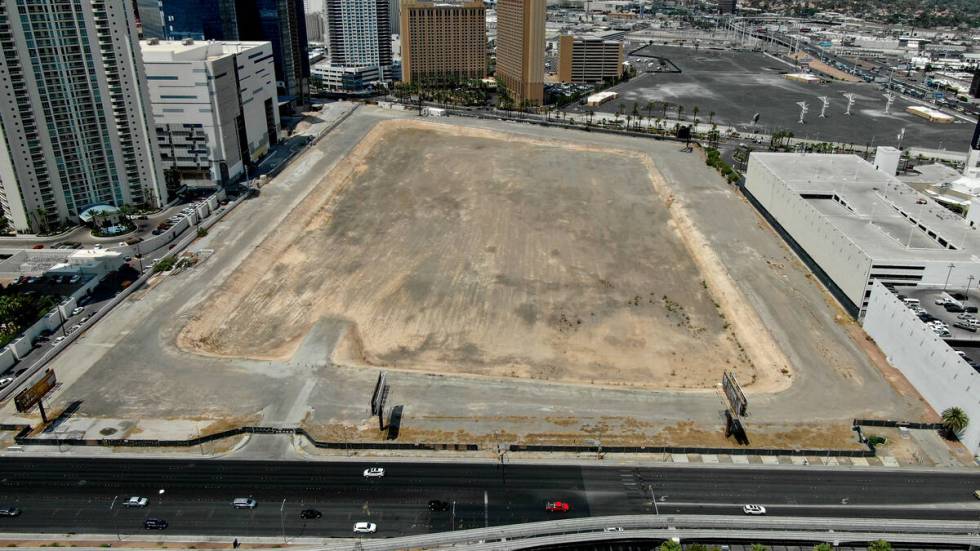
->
[300,509,322,519]
[743,504,767,515]
[363,467,385,478]
[71,307,84,316]
[0,507,21,517]
[123,496,148,508]
[0,378,14,388]
[353,521,377,534]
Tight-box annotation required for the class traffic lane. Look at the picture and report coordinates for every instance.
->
[0,491,505,537]
[2,459,980,505]
[611,467,980,506]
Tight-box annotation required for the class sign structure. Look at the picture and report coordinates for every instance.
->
[15,369,56,421]
[15,369,56,412]
[370,371,387,416]
[721,371,748,417]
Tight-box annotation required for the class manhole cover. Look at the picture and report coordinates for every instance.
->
[99,427,117,436]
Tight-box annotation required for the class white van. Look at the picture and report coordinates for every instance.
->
[903,298,920,306]
[232,498,257,509]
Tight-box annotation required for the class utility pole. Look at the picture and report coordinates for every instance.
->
[484,491,488,528]
[451,500,456,531]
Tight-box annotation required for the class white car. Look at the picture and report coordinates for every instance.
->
[363,467,385,478]
[123,496,148,508]
[353,521,377,534]
[71,307,84,316]
[0,377,13,388]
[54,336,66,344]
[742,504,767,515]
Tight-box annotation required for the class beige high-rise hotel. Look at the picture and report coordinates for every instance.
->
[495,0,545,106]
[400,0,487,85]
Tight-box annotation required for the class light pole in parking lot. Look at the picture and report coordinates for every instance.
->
[648,484,659,515]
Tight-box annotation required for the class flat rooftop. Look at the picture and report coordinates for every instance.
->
[140,40,267,63]
[754,152,980,263]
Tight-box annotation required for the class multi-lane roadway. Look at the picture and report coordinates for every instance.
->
[0,458,976,538]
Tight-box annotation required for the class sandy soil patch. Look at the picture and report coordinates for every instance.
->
[178,119,790,391]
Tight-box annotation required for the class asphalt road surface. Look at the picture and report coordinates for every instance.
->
[0,459,976,538]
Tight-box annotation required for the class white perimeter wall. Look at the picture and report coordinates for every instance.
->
[745,158,873,308]
[863,280,980,456]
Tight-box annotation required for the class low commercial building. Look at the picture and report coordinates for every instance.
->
[586,90,618,106]
[557,35,624,84]
[400,0,487,85]
[863,281,980,457]
[141,39,282,189]
[906,105,955,123]
[311,62,388,94]
[745,152,980,316]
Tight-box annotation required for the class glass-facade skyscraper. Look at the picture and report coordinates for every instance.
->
[139,0,310,104]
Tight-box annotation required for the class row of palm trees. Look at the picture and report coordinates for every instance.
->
[602,100,718,132]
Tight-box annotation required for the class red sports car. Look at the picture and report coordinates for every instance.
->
[545,501,570,512]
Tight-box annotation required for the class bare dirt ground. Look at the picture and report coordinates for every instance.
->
[178,119,790,391]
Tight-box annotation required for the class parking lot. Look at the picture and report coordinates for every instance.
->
[898,287,980,369]
[564,45,977,149]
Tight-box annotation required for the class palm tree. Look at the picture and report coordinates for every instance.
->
[658,541,682,551]
[868,540,892,551]
[677,105,685,122]
[646,100,656,122]
[662,101,669,120]
[631,102,641,130]
[708,111,716,125]
[692,105,700,126]
[941,406,969,436]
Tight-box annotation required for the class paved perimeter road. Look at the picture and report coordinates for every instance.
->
[0,459,976,538]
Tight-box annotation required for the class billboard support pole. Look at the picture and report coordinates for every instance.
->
[38,401,47,424]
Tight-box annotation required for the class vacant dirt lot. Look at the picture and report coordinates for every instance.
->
[179,119,788,390]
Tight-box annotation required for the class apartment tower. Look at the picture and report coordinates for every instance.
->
[495,0,545,106]
[400,0,486,85]
[325,0,391,69]
[0,0,167,233]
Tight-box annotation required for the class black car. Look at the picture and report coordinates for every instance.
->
[0,507,20,517]
[143,518,168,530]
[428,500,450,511]
[300,509,322,520]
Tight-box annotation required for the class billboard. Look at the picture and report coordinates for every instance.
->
[371,371,387,415]
[972,115,980,151]
[14,369,56,413]
[721,371,748,417]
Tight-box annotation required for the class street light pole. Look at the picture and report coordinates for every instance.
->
[280,498,286,544]
[649,484,659,515]
[110,495,120,541]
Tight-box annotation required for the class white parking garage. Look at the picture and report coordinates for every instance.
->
[745,152,980,316]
